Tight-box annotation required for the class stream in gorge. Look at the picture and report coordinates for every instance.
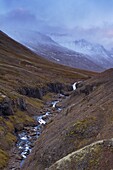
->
[17,99,62,168]
[6,82,79,170]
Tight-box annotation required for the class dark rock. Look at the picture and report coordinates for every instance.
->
[47,83,72,94]
[0,97,14,116]
[17,98,27,111]
[47,83,64,93]
[18,87,44,99]
[80,85,94,95]
[72,84,94,96]
[18,83,72,100]
[76,82,84,88]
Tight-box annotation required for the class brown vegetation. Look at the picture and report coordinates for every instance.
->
[22,68,113,170]
[0,31,96,169]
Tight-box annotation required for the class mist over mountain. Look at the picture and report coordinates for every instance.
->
[4,29,112,71]
[51,35,113,69]
[1,0,113,48]
[4,29,103,72]
[1,1,113,170]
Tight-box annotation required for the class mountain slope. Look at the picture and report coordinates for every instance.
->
[22,68,113,170]
[48,138,113,170]
[5,30,103,72]
[51,34,113,69]
[73,39,113,68]
[0,30,96,169]
[0,30,94,90]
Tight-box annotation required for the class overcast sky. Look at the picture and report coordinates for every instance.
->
[1,0,113,48]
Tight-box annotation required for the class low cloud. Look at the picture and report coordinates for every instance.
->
[1,0,113,48]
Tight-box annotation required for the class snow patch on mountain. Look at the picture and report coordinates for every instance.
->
[50,34,113,69]
[4,30,104,71]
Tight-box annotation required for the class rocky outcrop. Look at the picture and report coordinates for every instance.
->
[12,98,27,111]
[72,81,100,96]
[18,87,44,99]
[0,94,27,116]
[0,95,14,116]
[79,84,94,95]
[47,83,72,93]
[18,83,72,99]
[22,69,113,170]
[47,138,113,170]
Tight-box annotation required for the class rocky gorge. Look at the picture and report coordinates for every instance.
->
[5,91,69,170]
[22,69,113,170]
[1,31,113,170]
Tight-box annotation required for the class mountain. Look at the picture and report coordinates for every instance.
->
[73,39,113,68]
[22,68,113,170]
[1,31,113,170]
[5,30,103,72]
[0,31,96,169]
[51,34,113,69]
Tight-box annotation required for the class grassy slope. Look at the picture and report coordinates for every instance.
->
[22,69,113,170]
[48,138,113,170]
[0,31,96,169]
[0,31,97,90]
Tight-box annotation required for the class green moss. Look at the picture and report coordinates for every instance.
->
[5,121,14,132]
[0,96,5,102]
[87,145,101,169]
[26,97,44,109]
[5,132,17,147]
[43,92,54,101]
[9,110,35,127]
[0,133,17,151]
[0,149,9,169]
[0,120,16,150]
[0,109,35,152]
[74,117,96,130]
[67,117,97,139]
[0,126,5,136]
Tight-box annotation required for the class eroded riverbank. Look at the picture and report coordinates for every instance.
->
[4,82,79,170]
[4,93,66,170]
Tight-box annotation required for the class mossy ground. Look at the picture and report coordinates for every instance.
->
[26,97,44,109]
[0,108,35,168]
[42,92,55,102]
[67,117,97,139]
[0,149,9,169]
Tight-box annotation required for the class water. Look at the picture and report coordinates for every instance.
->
[16,100,62,167]
[72,81,82,90]
[51,101,59,108]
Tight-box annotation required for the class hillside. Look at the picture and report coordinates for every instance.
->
[0,31,96,169]
[4,30,103,72]
[22,68,113,170]
[51,34,113,70]
[0,31,96,90]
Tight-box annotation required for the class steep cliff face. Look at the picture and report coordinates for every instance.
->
[18,82,72,99]
[22,69,113,170]
[0,95,27,116]
[0,93,35,169]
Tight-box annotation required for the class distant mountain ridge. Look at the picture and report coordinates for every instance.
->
[1,30,113,170]
[73,39,113,68]
[4,29,103,72]
[51,34,113,70]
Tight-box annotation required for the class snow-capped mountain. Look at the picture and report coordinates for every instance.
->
[51,35,113,69]
[73,39,113,68]
[5,29,103,72]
